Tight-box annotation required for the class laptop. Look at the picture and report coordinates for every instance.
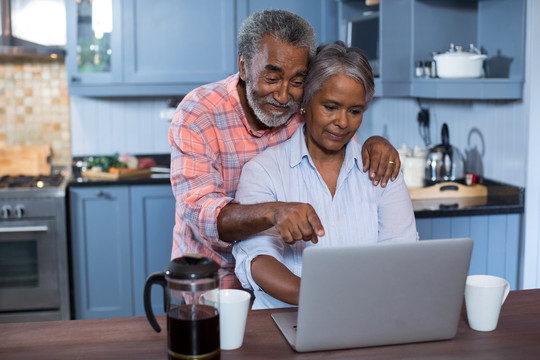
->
[271,237,473,352]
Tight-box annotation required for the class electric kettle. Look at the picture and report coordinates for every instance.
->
[425,123,464,186]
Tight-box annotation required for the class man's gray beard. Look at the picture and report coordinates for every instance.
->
[245,77,299,128]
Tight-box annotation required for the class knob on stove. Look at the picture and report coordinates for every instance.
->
[1,205,12,219]
[15,204,25,219]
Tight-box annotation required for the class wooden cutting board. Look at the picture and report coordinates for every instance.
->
[82,168,152,181]
[409,182,488,200]
[0,145,51,176]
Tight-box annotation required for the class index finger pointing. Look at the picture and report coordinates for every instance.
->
[307,213,324,244]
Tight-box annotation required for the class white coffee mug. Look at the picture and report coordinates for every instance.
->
[465,275,510,332]
[200,289,251,350]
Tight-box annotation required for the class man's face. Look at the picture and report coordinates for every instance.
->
[240,35,309,128]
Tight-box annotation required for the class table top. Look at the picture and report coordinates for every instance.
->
[1,289,539,360]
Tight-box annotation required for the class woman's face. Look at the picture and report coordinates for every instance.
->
[304,73,366,156]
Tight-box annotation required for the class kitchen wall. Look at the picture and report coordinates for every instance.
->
[69,96,171,156]
[358,97,527,187]
[70,95,527,188]
[0,59,71,165]
[522,0,540,289]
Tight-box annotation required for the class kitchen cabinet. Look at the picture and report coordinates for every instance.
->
[66,0,339,97]
[337,0,526,100]
[65,0,122,90]
[239,0,337,45]
[131,185,176,317]
[69,184,175,319]
[417,213,521,290]
[122,0,236,90]
[66,0,237,97]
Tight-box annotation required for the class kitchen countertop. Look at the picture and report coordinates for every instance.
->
[412,178,524,218]
[69,154,171,187]
[68,155,524,218]
[68,175,171,187]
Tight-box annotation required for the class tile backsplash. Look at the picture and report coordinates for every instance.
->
[0,58,71,166]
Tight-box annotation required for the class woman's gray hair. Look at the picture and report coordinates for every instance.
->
[238,10,316,65]
[301,41,375,109]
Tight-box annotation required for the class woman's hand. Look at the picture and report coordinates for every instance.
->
[361,136,400,187]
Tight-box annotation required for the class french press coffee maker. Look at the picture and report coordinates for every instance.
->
[144,255,221,360]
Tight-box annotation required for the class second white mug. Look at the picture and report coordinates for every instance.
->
[464,275,510,332]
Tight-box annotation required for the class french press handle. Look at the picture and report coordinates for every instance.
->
[143,272,167,333]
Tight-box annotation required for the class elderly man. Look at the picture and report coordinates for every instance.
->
[169,10,400,289]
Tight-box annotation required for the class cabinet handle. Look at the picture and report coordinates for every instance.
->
[97,190,104,197]
[71,76,82,83]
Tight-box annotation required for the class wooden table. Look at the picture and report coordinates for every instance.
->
[1,289,540,359]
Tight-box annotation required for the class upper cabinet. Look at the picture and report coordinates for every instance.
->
[66,0,525,100]
[337,0,526,100]
[238,0,338,45]
[122,0,236,90]
[66,0,338,97]
[65,0,122,88]
[66,0,237,97]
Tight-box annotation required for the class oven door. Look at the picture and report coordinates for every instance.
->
[0,219,60,311]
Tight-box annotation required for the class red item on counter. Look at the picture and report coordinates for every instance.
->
[466,173,478,185]
[138,157,157,169]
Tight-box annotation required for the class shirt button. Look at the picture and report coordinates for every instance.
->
[270,136,274,140]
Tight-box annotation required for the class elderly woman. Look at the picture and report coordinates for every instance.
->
[233,41,417,309]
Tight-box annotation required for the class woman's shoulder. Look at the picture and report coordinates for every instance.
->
[253,139,290,165]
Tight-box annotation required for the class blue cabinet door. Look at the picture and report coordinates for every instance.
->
[67,0,238,96]
[67,0,338,96]
[239,0,338,45]
[123,0,237,85]
[416,214,521,290]
[69,186,133,319]
[131,185,176,316]
[65,0,123,88]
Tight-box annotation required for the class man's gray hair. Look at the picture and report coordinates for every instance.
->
[238,10,316,64]
[302,41,375,109]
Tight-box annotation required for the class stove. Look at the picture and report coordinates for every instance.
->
[0,172,70,323]
[0,175,65,190]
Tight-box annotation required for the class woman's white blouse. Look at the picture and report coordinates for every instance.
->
[233,125,418,309]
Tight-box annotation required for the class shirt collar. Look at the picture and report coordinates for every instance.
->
[289,124,364,171]
[228,73,253,132]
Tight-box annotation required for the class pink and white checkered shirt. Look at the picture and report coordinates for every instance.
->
[168,73,303,288]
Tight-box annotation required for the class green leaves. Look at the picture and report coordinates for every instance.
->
[87,153,127,172]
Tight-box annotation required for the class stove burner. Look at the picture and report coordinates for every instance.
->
[0,175,64,189]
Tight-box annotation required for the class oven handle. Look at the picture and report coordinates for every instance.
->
[0,225,49,233]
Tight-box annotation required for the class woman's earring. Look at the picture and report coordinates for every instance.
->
[300,108,306,115]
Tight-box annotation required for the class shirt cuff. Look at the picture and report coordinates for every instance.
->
[198,195,235,247]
